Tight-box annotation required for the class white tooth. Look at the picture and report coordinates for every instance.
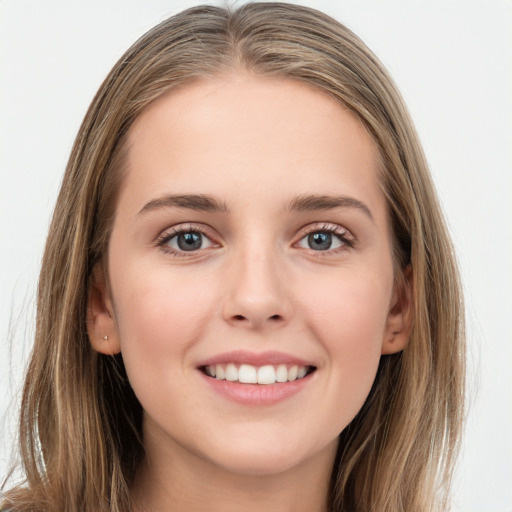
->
[239,364,258,384]
[297,366,307,379]
[288,365,298,381]
[215,364,225,380]
[257,365,276,385]
[225,363,238,382]
[276,364,288,382]
[208,365,217,377]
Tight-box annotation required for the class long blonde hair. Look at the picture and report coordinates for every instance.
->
[1,3,465,511]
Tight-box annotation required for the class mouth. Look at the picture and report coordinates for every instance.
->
[199,363,316,385]
[197,352,317,405]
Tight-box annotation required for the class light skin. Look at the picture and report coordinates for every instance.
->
[87,74,412,512]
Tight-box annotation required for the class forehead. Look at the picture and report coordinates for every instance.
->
[120,74,385,220]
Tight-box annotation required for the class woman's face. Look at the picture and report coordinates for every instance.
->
[89,74,410,477]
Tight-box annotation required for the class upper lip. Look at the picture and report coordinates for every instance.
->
[196,350,315,368]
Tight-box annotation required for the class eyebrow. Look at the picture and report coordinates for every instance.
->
[138,192,373,220]
[138,194,229,215]
[285,194,373,220]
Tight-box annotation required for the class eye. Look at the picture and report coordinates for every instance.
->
[297,232,343,251]
[172,231,211,251]
[158,226,216,256]
[295,224,354,252]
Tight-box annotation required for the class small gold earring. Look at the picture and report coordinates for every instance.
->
[103,335,108,341]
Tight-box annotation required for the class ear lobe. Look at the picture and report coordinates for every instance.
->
[381,264,413,355]
[86,264,121,355]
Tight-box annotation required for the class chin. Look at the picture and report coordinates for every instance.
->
[212,449,306,477]
[202,431,335,477]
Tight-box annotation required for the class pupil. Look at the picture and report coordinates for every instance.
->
[177,232,202,251]
[308,232,331,251]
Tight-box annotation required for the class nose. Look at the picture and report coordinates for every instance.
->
[221,246,291,330]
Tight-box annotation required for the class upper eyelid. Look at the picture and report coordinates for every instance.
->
[156,223,218,242]
[295,222,354,239]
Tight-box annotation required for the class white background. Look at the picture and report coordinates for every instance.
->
[1,1,511,510]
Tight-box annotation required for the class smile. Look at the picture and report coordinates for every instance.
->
[197,351,318,405]
[202,363,315,384]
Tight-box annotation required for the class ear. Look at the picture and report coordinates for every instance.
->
[381,264,413,355]
[86,263,121,355]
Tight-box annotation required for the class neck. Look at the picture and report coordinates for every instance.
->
[131,425,337,512]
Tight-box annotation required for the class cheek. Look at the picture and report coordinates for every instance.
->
[300,268,391,345]
[111,262,218,372]
[297,268,391,411]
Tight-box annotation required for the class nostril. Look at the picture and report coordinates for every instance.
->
[227,313,286,326]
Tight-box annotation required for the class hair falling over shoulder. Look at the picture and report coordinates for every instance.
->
[1,3,465,512]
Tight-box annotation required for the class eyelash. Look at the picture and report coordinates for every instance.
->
[156,222,355,257]
[295,223,355,255]
[156,224,218,258]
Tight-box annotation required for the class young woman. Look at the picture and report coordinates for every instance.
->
[0,3,465,511]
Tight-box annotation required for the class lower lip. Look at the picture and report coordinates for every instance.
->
[199,371,313,405]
